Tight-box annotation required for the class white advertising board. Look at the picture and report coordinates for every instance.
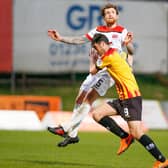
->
[14,0,168,73]
[142,100,168,129]
[0,110,43,130]
[0,99,168,130]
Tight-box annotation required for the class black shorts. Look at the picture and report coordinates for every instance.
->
[107,96,142,121]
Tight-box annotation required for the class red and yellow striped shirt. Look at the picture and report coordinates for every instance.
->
[97,48,141,100]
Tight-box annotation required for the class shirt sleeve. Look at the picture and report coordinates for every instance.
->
[121,28,128,43]
[85,27,97,41]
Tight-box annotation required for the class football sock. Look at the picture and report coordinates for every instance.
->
[61,103,81,132]
[138,134,166,162]
[98,116,129,138]
[62,103,91,137]
[68,103,91,137]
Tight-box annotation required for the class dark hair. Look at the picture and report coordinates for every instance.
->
[92,33,109,46]
[101,3,119,17]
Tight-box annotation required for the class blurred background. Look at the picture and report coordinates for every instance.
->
[0,0,168,130]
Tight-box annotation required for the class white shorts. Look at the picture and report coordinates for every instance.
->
[80,70,114,96]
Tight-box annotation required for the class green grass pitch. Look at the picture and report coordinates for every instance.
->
[0,130,167,168]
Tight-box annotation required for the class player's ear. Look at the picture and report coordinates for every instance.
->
[100,41,106,47]
[92,43,97,50]
[116,14,119,20]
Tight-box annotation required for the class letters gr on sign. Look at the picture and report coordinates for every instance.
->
[66,4,124,30]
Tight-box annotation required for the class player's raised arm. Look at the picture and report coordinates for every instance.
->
[126,42,134,67]
[124,32,134,67]
[124,32,133,45]
[48,29,62,41]
[89,48,99,72]
[48,29,89,44]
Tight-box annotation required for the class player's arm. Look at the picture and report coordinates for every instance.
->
[124,32,134,67]
[48,29,89,44]
[90,63,99,75]
[126,42,134,67]
[89,48,99,72]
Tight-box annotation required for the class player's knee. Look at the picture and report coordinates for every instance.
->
[85,89,99,105]
[92,110,103,122]
[84,98,92,106]
[75,91,87,105]
[75,97,81,105]
[84,94,91,103]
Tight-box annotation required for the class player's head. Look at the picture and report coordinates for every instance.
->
[101,3,119,25]
[92,33,109,45]
[92,34,109,55]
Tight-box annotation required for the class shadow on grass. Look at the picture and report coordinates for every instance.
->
[1,158,114,168]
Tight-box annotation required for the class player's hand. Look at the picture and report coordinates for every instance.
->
[89,48,99,63]
[48,29,62,41]
[124,32,133,45]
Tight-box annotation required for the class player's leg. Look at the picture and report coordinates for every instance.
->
[58,72,113,147]
[61,90,87,131]
[92,100,132,138]
[92,100,134,155]
[47,89,88,138]
[47,90,85,136]
[60,72,111,140]
[47,74,96,138]
[60,74,99,132]
[123,96,168,167]
[67,88,99,137]
[128,120,168,168]
[88,72,129,139]
[57,102,91,147]
[55,74,100,146]
[57,89,99,147]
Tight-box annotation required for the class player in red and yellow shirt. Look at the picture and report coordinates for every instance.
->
[96,47,140,100]
[91,33,168,168]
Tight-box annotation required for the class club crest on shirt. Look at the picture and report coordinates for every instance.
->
[96,58,102,66]
[112,34,118,38]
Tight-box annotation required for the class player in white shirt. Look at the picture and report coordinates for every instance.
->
[47,3,134,155]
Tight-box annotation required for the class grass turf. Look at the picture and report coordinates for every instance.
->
[0,130,167,168]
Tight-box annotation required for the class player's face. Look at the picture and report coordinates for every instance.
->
[93,42,106,56]
[103,8,118,25]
